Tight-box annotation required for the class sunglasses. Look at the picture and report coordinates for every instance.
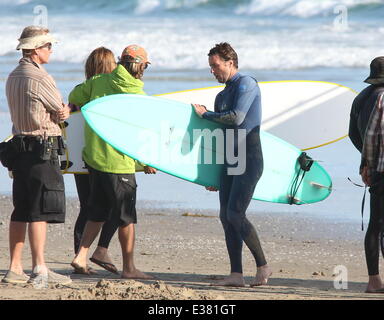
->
[40,42,52,50]
[131,61,150,69]
[119,56,150,69]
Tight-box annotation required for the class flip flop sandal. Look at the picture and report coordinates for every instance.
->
[90,257,119,274]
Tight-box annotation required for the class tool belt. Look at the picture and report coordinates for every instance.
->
[0,135,66,170]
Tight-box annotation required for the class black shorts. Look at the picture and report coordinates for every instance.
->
[11,152,66,223]
[87,166,137,226]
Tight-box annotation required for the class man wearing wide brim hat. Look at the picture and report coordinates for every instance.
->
[350,56,384,153]
[365,56,384,85]
[349,56,384,293]
[2,25,71,286]
[16,31,58,50]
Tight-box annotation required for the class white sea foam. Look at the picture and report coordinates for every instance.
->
[236,0,383,17]
[1,0,382,14]
[0,0,383,70]
[1,14,383,70]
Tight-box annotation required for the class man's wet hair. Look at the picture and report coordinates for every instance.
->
[208,42,238,68]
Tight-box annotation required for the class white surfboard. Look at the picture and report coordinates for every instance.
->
[61,113,145,174]
[60,113,86,173]
[62,80,357,174]
[158,81,357,150]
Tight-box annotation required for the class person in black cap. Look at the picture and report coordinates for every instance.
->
[349,56,384,293]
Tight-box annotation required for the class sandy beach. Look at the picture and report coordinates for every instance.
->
[0,195,383,301]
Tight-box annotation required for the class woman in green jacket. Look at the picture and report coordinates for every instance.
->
[70,45,156,279]
[71,46,118,275]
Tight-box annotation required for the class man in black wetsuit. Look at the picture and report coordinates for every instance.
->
[193,42,272,287]
[349,56,384,293]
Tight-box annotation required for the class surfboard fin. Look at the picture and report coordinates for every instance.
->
[310,182,332,190]
[287,196,303,205]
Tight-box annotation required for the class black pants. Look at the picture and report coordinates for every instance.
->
[366,172,384,276]
[219,127,267,273]
[73,174,119,254]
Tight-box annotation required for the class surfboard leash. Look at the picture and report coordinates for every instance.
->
[288,152,314,205]
[59,121,71,172]
[347,177,384,258]
[381,230,384,259]
[347,177,368,232]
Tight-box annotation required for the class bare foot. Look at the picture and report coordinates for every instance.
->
[365,275,384,293]
[71,259,91,275]
[72,264,97,275]
[210,273,245,287]
[250,265,272,287]
[121,268,155,280]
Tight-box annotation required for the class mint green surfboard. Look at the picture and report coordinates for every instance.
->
[82,94,332,204]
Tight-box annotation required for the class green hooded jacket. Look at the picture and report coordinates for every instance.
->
[68,64,145,173]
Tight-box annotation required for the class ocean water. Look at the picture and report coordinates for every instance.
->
[0,0,383,224]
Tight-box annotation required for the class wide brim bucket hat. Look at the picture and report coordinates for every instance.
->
[16,33,57,50]
[365,56,384,85]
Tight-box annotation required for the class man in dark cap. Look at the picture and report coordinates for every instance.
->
[349,56,384,293]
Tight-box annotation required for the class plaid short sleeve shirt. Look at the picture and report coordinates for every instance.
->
[362,92,384,172]
[6,58,63,136]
